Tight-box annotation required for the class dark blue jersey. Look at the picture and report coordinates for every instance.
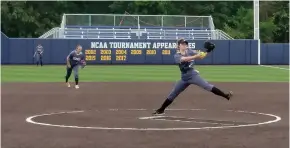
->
[68,50,85,67]
[34,45,44,56]
[174,49,199,80]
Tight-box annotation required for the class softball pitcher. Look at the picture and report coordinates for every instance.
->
[33,44,44,66]
[65,45,86,89]
[153,39,233,115]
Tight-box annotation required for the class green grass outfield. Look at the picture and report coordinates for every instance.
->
[1,65,289,82]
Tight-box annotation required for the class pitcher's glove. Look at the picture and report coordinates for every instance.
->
[204,41,215,53]
[80,60,86,69]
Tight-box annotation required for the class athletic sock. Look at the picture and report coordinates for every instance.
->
[75,78,79,85]
[65,76,69,83]
[211,86,228,99]
[158,99,173,111]
[65,68,72,83]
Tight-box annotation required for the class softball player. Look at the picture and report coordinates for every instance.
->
[33,44,44,66]
[153,39,233,115]
[65,45,86,89]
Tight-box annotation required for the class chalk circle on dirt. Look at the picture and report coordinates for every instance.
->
[25,109,281,131]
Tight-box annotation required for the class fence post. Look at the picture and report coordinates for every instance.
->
[114,14,116,26]
[185,16,187,27]
[161,16,164,27]
[61,14,65,29]
[138,16,140,27]
[89,15,91,26]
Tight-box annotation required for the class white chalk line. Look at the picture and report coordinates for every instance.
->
[141,118,234,126]
[107,108,206,111]
[152,119,234,125]
[260,65,290,71]
[25,109,281,131]
[138,116,235,125]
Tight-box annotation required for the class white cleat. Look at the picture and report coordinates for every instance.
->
[75,85,79,89]
[67,83,71,88]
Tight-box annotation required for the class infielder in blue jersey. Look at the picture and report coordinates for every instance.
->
[33,44,44,66]
[153,39,233,115]
[65,45,86,89]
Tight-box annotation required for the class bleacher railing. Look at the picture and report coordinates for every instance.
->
[56,28,233,40]
[39,27,61,38]
[39,13,234,40]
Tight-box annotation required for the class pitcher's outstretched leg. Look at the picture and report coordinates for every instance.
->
[153,80,190,115]
[189,74,233,100]
[211,87,233,100]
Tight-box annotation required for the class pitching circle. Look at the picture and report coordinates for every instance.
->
[25,109,281,131]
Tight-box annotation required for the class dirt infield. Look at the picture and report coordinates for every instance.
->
[2,82,289,148]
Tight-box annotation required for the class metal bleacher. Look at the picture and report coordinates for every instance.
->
[39,14,234,40]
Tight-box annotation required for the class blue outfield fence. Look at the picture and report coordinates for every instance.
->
[1,32,289,65]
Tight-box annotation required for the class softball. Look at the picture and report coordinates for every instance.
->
[199,52,207,58]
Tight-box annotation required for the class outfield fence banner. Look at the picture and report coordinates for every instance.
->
[1,32,289,65]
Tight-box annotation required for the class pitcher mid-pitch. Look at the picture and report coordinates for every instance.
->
[153,39,233,115]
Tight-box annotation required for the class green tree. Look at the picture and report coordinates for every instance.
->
[223,7,253,39]
[272,3,289,43]
[1,1,288,43]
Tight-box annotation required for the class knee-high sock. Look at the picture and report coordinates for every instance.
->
[65,68,72,82]
[211,86,228,98]
[158,99,173,111]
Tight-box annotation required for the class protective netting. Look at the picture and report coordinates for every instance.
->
[91,15,115,26]
[63,13,212,28]
[185,16,210,28]
[65,15,90,26]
